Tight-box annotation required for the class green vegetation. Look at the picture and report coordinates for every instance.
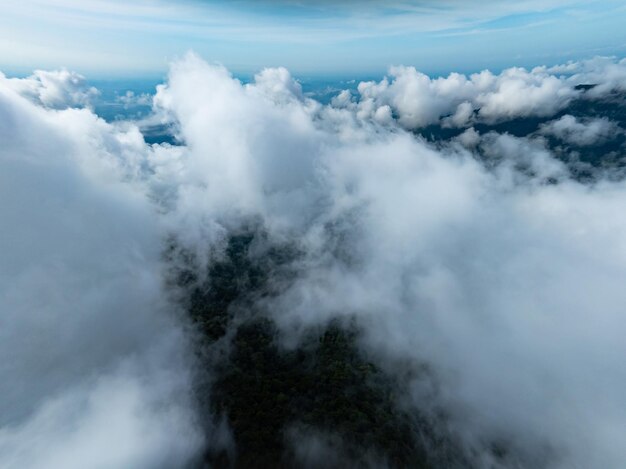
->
[210,318,432,468]
[169,229,465,468]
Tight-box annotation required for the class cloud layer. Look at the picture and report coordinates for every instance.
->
[348,57,626,129]
[2,54,626,468]
[0,69,98,109]
[0,73,202,468]
[153,54,626,468]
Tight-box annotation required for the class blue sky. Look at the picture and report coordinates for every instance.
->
[1,0,626,78]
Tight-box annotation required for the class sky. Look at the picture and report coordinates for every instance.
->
[3,2,626,466]
[1,0,626,77]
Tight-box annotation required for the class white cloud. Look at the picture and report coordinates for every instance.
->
[547,56,626,95]
[456,126,481,147]
[149,55,626,468]
[0,69,98,109]
[3,53,626,468]
[349,57,626,129]
[252,67,304,103]
[0,74,202,467]
[117,90,153,108]
[540,114,619,146]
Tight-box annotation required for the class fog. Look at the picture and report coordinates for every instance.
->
[2,53,626,468]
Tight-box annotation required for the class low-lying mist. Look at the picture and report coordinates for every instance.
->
[2,54,626,468]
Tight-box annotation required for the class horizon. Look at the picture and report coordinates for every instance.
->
[4,2,626,468]
[2,0,626,77]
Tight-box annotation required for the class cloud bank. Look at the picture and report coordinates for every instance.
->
[0,69,98,109]
[346,57,626,129]
[540,114,618,146]
[2,53,626,468]
[0,74,202,468]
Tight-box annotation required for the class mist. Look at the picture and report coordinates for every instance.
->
[2,53,626,468]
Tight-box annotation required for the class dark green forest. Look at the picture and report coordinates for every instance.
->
[167,229,495,468]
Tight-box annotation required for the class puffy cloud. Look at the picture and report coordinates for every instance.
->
[4,53,626,468]
[0,74,202,467]
[117,90,153,108]
[348,57,626,130]
[547,56,626,96]
[151,53,325,251]
[540,114,619,146]
[150,55,626,468]
[475,67,576,122]
[352,65,578,128]
[455,126,481,147]
[252,66,304,103]
[0,69,99,109]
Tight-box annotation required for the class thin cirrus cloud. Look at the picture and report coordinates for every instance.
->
[0,0,625,76]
